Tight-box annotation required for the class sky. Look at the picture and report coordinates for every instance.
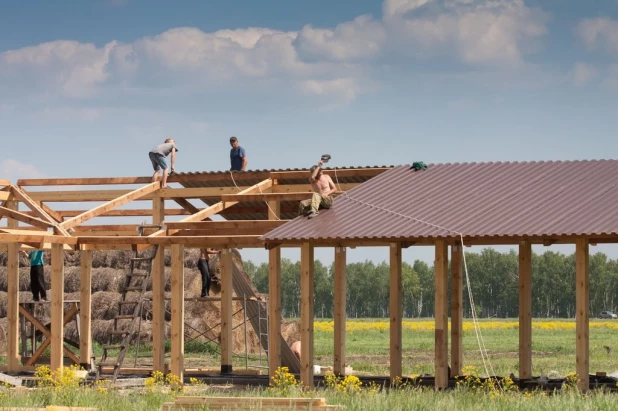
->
[2,0,618,266]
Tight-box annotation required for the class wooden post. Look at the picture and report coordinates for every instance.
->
[267,200,281,381]
[333,246,347,376]
[575,238,589,392]
[151,197,166,372]
[79,249,93,369]
[170,244,185,381]
[434,240,448,389]
[220,248,233,374]
[6,199,20,371]
[389,243,402,382]
[300,242,314,388]
[51,243,64,371]
[450,242,463,377]
[518,241,532,380]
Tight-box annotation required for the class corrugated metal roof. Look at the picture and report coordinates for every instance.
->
[176,166,391,220]
[261,160,618,243]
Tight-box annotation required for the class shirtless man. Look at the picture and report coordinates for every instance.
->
[197,248,221,297]
[298,160,337,219]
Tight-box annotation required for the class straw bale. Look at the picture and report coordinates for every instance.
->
[91,268,126,293]
[64,266,81,293]
[0,317,6,353]
[0,267,35,292]
[91,292,121,320]
[92,319,114,344]
[0,292,6,317]
[281,320,301,345]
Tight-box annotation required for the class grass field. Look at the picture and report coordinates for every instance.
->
[2,318,618,410]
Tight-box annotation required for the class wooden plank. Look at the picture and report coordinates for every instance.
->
[451,243,463,377]
[389,243,402,382]
[270,167,390,180]
[434,240,448,389]
[0,228,53,236]
[6,200,19,372]
[170,244,185,381]
[0,234,77,245]
[0,179,11,187]
[171,228,278,236]
[150,178,273,237]
[0,206,54,229]
[220,249,233,374]
[300,242,315,388]
[10,186,72,237]
[152,197,166,373]
[268,199,281,381]
[38,202,64,223]
[518,241,532,380]
[60,182,160,229]
[80,250,92,368]
[165,220,288,231]
[77,235,262,247]
[333,246,346,376]
[0,191,9,201]
[50,243,64,371]
[575,238,589,392]
[54,208,191,218]
[271,183,356,193]
[220,192,343,202]
[27,187,256,202]
[172,198,201,214]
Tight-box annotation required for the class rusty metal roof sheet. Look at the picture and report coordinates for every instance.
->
[261,160,618,243]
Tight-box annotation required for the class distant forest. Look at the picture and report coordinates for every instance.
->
[243,248,618,319]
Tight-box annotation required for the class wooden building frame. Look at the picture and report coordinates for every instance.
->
[0,163,601,393]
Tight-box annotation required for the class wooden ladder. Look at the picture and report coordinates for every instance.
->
[95,224,161,383]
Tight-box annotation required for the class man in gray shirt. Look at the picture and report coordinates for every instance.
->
[149,138,178,188]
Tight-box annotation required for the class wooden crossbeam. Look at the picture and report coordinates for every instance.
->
[172,198,201,214]
[271,183,356,193]
[220,192,343,202]
[165,220,288,230]
[59,181,160,229]
[0,228,51,236]
[38,201,64,223]
[27,187,257,202]
[0,191,9,201]
[270,167,390,180]
[0,233,77,245]
[10,186,71,237]
[0,206,55,229]
[0,179,11,187]
[51,208,191,218]
[78,235,262,247]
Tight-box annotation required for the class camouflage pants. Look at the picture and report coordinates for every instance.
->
[298,193,333,216]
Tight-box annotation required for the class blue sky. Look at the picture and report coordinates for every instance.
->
[2,0,618,265]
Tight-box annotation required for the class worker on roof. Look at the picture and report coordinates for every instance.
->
[149,138,178,188]
[298,159,337,219]
[229,136,247,172]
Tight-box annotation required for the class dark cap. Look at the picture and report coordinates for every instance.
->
[229,136,238,142]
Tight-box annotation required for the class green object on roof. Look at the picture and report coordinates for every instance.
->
[411,161,427,171]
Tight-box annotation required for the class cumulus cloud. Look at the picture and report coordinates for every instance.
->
[572,62,597,86]
[578,17,618,53]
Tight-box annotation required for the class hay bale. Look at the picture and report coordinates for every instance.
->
[92,292,120,320]
[0,267,34,292]
[91,268,126,293]
[64,267,81,293]
[92,319,114,344]
[0,317,7,353]
[0,291,6,317]
[281,320,301,345]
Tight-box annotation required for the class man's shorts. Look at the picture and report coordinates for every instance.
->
[149,152,167,171]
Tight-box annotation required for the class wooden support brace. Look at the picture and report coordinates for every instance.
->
[518,241,532,380]
[333,246,347,376]
[389,243,402,382]
[300,242,315,388]
[170,244,185,381]
[434,240,448,389]
[220,249,233,374]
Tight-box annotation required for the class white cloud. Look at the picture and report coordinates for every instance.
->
[0,159,44,181]
[300,78,360,106]
[572,62,597,86]
[38,107,102,122]
[578,17,618,53]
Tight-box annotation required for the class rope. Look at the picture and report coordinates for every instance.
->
[229,171,280,220]
[333,166,498,380]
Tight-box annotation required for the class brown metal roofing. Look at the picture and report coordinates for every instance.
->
[176,166,391,221]
[260,160,618,243]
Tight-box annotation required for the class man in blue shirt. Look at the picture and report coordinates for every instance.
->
[20,249,47,301]
[229,136,247,171]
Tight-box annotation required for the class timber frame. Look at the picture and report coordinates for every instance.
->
[0,166,598,392]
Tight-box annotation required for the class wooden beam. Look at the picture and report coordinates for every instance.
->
[451,243,463,377]
[6,200,20,372]
[389,243,402,382]
[166,220,288,231]
[77,235,262,248]
[0,191,9,201]
[220,192,343,202]
[150,178,273,237]
[50,243,64,371]
[518,241,532,380]
[152,197,166,373]
[172,198,201,214]
[220,249,233,374]
[271,183,356,193]
[27,187,258,202]
[267,199,281,381]
[38,202,64,223]
[333,246,346,376]
[80,250,92,368]
[0,206,54,229]
[170,244,185,381]
[10,186,71,236]
[575,238,589,392]
[60,182,160,229]
[171,228,279,236]
[54,208,191,218]
[434,240,448,389]
[0,228,52,236]
[300,242,314,388]
[0,233,77,245]
[0,179,11,187]
[270,167,390,180]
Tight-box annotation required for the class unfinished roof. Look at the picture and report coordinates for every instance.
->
[261,160,618,245]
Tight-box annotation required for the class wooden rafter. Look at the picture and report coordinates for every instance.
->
[10,186,71,237]
[269,167,389,180]
[219,192,342,202]
[0,233,77,245]
[165,220,287,230]
[27,187,258,202]
[78,235,262,248]
[0,179,11,187]
[172,198,201,214]
[59,181,160,230]
[0,206,54,229]
[38,202,64,223]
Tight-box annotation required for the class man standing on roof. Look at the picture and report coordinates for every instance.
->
[149,138,178,188]
[298,160,337,219]
[20,249,47,301]
[197,248,221,297]
[229,136,247,171]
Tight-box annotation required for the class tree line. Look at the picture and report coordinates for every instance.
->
[242,248,618,319]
